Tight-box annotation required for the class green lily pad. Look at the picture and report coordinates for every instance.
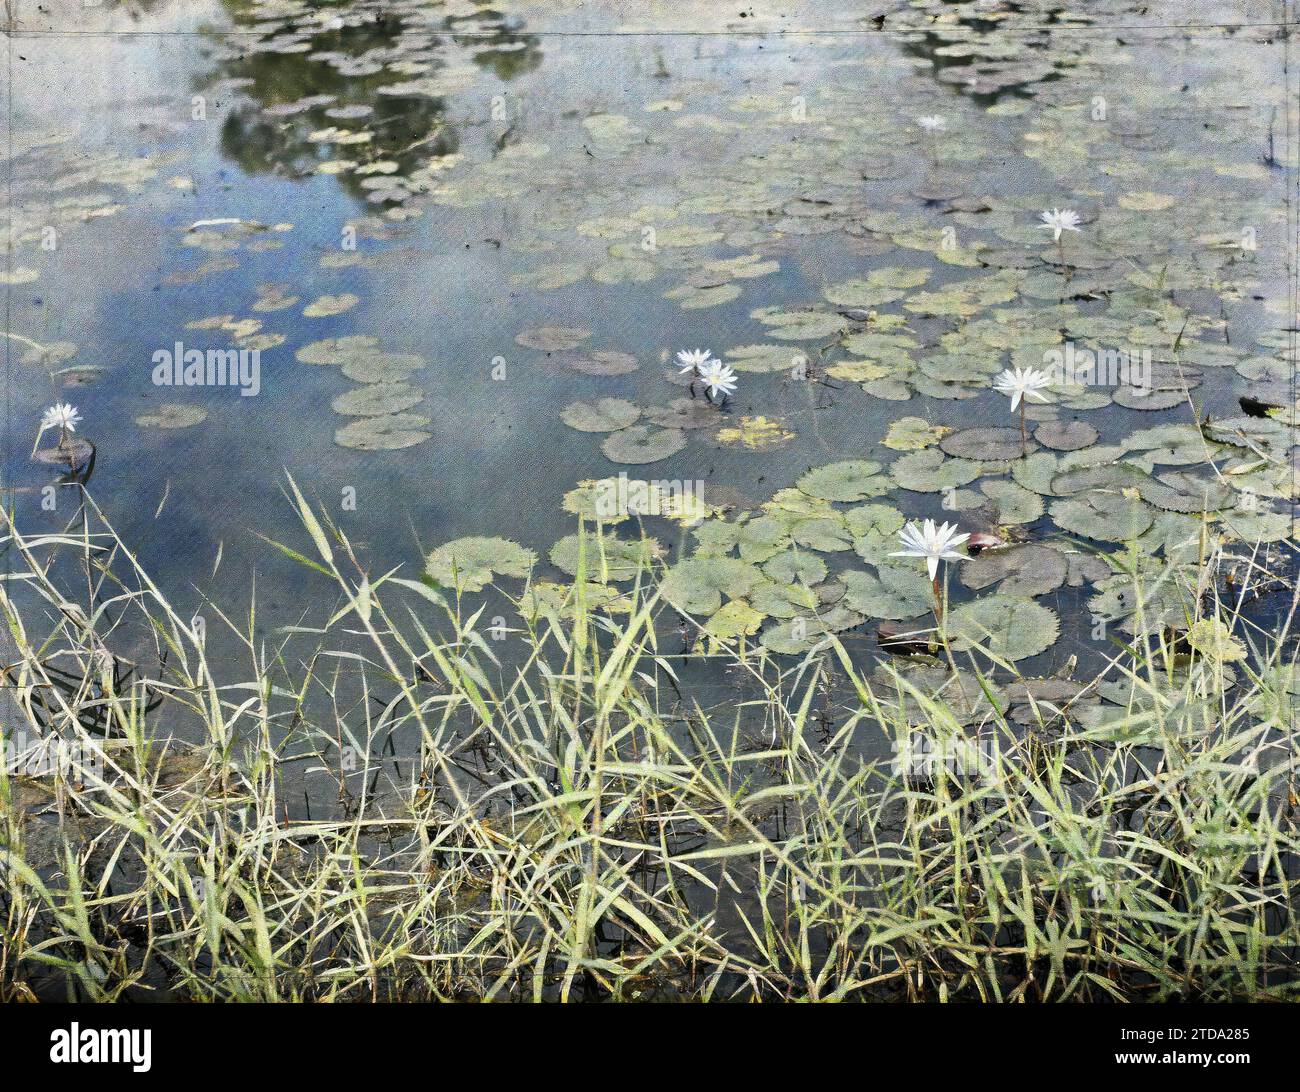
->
[751,307,850,341]
[561,398,641,433]
[644,398,721,429]
[334,413,432,450]
[960,544,1067,598]
[842,564,934,620]
[331,383,424,417]
[134,403,208,429]
[296,335,381,365]
[1050,491,1154,542]
[661,557,764,616]
[845,503,907,564]
[797,460,888,502]
[303,293,359,318]
[515,326,591,351]
[601,426,688,465]
[883,417,949,451]
[761,550,828,587]
[703,599,765,642]
[724,344,805,374]
[979,480,1044,525]
[426,536,536,593]
[949,597,1060,662]
[1034,419,1098,451]
[890,449,983,493]
[940,426,1031,461]
[549,533,662,582]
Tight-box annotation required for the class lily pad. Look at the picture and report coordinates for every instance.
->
[601,426,687,465]
[797,460,888,502]
[561,398,641,433]
[890,450,983,493]
[426,537,536,593]
[515,326,591,351]
[135,404,208,429]
[1050,491,1154,542]
[334,413,432,450]
[940,426,1031,461]
[883,417,950,451]
[1034,419,1098,451]
[949,597,1060,662]
[960,544,1067,598]
[331,383,424,417]
[303,293,359,318]
[549,533,662,582]
[842,564,934,620]
[662,557,764,616]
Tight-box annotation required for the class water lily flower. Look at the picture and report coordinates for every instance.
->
[698,359,738,403]
[994,366,1053,454]
[1038,207,1082,242]
[892,519,970,581]
[917,115,946,133]
[992,366,1054,411]
[40,403,82,435]
[675,348,713,376]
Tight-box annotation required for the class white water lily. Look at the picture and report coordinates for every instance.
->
[41,403,83,435]
[1038,207,1082,242]
[892,519,970,581]
[675,348,713,376]
[917,115,946,133]
[698,358,737,401]
[992,366,1054,411]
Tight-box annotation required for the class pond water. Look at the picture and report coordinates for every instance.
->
[4,0,1298,783]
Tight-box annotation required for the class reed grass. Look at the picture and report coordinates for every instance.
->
[1,482,1296,1001]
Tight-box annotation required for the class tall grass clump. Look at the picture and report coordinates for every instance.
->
[1,482,1296,1001]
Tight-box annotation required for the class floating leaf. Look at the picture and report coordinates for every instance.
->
[725,343,804,374]
[135,403,208,429]
[960,544,1066,597]
[841,564,933,620]
[940,426,1030,461]
[797,460,887,502]
[303,293,359,317]
[883,417,950,451]
[1050,491,1154,542]
[703,599,765,642]
[426,537,536,593]
[949,597,1060,662]
[549,533,662,582]
[978,480,1043,525]
[331,383,424,417]
[662,557,763,616]
[644,398,718,429]
[514,326,591,351]
[601,425,688,465]
[715,415,796,450]
[561,398,641,433]
[334,413,432,450]
[1034,419,1098,451]
[890,450,982,493]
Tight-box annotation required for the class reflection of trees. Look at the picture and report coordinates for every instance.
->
[893,1,1076,106]
[447,8,543,82]
[210,2,541,204]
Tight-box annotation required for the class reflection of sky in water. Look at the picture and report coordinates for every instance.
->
[3,0,1296,727]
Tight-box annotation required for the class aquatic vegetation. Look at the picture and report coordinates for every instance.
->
[2,491,1295,1002]
[4,0,1298,1006]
